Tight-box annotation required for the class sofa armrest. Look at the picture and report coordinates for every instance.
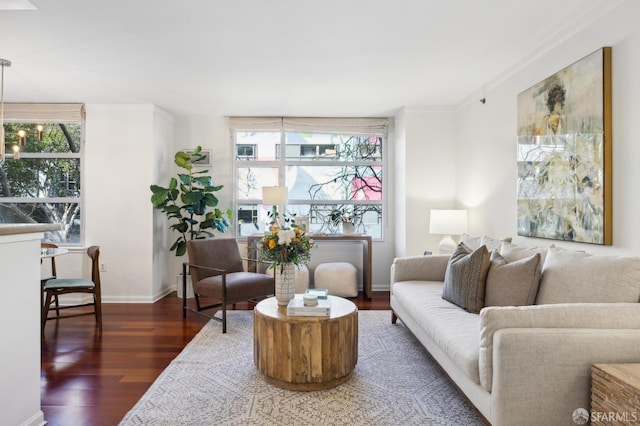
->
[479,303,640,392]
[390,255,450,284]
[491,328,640,426]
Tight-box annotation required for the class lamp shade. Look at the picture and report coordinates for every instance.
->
[262,186,288,205]
[429,209,468,235]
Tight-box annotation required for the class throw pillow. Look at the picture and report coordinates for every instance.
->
[499,241,554,271]
[480,235,512,252]
[442,243,490,313]
[484,251,541,306]
[536,247,640,304]
[460,233,482,250]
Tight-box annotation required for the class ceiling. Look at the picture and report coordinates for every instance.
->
[0,0,610,118]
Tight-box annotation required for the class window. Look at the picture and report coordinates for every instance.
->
[0,104,85,244]
[230,117,387,239]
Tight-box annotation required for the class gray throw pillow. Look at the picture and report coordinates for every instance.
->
[442,243,490,313]
[485,251,541,306]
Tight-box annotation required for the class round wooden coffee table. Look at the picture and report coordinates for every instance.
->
[253,295,358,391]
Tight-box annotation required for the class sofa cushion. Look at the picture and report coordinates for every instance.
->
[443,243,490,314]
[392,280,481,385]
[536,247,640,304]
[485,251,541,306]
[460,233,482,250]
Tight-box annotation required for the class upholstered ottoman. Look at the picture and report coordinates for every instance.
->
[293,264,310,293]
[259,263,309,293]
[314,262,358,297]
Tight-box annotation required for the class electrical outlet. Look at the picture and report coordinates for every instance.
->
[100,262,107,272]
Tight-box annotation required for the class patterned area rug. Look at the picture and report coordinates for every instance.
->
[120,310,484,425]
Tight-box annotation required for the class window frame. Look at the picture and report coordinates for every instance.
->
[0,104,85,245]
[230,117,387,241]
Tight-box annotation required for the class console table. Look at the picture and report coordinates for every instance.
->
[246,234,373,299]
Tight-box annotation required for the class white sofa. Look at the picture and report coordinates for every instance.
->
[390,242,640,426]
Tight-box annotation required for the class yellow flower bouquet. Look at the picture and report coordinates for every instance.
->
[259,226,315,271]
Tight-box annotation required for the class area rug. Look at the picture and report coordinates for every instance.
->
[119,310,484,425]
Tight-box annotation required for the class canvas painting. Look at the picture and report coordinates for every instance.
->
[516,47,611,244]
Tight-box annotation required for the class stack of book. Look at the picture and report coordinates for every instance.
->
[287,297,331,316]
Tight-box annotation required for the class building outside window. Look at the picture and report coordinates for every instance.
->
[230,117,387,240]
[0,104,85,244]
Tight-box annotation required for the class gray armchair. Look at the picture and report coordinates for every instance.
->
[183,238,274,333]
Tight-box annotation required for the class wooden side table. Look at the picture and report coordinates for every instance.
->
[591,363,640,425]
[253,295,358,391]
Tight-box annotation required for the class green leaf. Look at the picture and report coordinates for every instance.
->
[168,177,178,191]
[174,222,189,233]
[182,191,203,205]
[203,193,219,207]
[175,152,191,170]
[178,174,191,186]
[192,199,207,216]
[193,175,212,186]
[175,241,187,256]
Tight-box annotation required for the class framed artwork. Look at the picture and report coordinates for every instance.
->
[184,149,212,167]
[516,47,612,245]
[294,216,309,233]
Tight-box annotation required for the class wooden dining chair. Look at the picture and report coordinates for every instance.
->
[41,242,60,316]
[42,246,103,333]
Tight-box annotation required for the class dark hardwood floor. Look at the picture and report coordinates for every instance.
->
[41,291,391,426]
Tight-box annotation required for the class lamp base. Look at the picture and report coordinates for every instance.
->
[437,236,457,254]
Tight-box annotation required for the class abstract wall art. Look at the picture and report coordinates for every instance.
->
[516,47,612,244]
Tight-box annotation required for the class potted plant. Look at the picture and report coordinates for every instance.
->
[150,146,232,256]
[328,206,357,234]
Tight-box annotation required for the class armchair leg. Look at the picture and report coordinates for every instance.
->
[222,305,227,333]
[182,266,188,319]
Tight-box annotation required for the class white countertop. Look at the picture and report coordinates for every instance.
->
[0,223,62,236]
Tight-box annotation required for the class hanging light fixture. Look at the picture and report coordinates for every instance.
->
[14,128,26,159]
[37,124,43,140]
[0,58,11,160]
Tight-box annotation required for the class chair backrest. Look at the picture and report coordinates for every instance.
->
[187,238,244,283]
[41,242,58,278]
[87,245,101,288]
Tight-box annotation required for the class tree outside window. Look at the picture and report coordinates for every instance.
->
[232,118,386,239]
[0,121,83,243]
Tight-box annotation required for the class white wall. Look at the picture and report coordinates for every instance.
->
[395,107,458,256]
[455,0,640,256]
[86,104,174,302]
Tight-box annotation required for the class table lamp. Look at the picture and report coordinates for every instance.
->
[429,209,468,254]
[262,186,288,231]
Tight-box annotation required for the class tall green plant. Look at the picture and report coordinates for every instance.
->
[150,146,232,256]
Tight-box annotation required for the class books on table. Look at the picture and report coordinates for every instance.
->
[287,297,331,316]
